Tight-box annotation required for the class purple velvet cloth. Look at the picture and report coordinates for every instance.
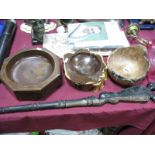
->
[0,20,155,134]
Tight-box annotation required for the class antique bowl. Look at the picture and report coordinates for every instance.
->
[0,48,62,100]
[107,46,150,86]
[64,49,107,91]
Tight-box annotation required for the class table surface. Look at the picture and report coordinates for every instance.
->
[1,20,155,134]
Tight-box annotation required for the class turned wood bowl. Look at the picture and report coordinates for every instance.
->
[107,46,150,86]
[64,49,107,91]
[0,48,62,100]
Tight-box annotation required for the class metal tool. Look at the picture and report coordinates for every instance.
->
[0,83,155,114]
[126,23,152,47]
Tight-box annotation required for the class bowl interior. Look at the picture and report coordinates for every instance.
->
[108,48,149,80]
[69,52,101,76]
[6,50,55,85]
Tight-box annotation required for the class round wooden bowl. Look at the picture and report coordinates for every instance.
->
[64,49,107,91]
[107,46,150,86]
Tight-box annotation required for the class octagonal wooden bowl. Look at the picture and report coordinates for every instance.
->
[0,48,62,100]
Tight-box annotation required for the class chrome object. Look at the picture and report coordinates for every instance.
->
[126,23,152,47]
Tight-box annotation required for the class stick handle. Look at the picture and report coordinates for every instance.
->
[0,97,105,114]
